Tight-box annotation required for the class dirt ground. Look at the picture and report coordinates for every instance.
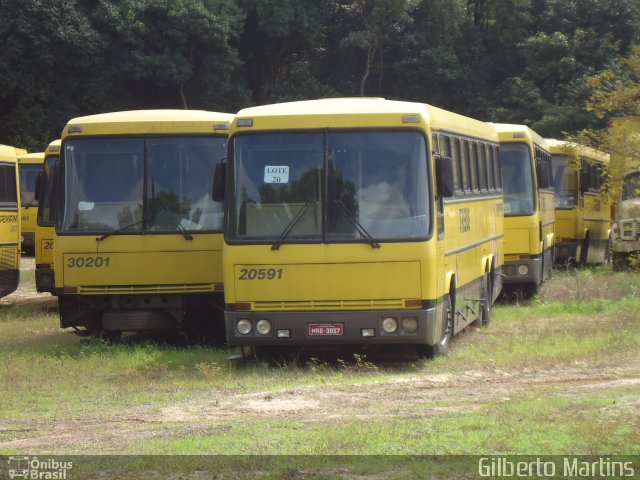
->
[1,259,639,453]
[1,351,638,453]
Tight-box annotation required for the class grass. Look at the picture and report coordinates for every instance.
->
[0,264,639,477]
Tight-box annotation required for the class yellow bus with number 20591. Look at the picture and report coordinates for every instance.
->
[53,110,233,341]
[215,98,504,358]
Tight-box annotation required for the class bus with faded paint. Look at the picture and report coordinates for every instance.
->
[53,110,233,340]
[217,98,503,357]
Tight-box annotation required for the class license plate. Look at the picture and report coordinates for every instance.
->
[308,323,344,336]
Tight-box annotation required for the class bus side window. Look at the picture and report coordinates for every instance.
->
[439,135,458,192]
[486,144,495,190]
[466,140,478,192]
[477,142,488,192]
[493,146,502,189]
[458,138,468,192]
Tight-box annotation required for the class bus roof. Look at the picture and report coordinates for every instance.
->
[45,139,61,157]
[63,110,235,138]
[492,123,549,150]
[234,98,498,142]
[17,152,45,164]
[0,145,21,162]
[545,138,609,164]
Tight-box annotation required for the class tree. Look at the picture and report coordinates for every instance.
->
[0,0,104,149]
[90,0,247,111]
[236,0,328,104]
[339,0,416,97]
[567,47,640,198]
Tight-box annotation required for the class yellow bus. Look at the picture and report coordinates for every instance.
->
[54,110,233,340]
[17,151,45,254]
[611,168,640,270]
[548,139,611,265]
[217,98,503,357]
[0,145,22,297]
[35,139,60,293]
[493,124,555,297]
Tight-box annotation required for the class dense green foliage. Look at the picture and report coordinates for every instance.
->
[1,0,639,150]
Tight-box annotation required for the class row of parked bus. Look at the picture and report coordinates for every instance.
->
[1,98,637,358]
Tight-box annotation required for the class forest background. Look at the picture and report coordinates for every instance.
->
[1,0,640,151]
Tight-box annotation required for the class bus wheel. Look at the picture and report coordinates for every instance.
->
[612,252,630,271]
[480,274,491,326]
[580,237,590,265]
[98,330,121,343]
[420,293,453,358]
[604,240,613,265]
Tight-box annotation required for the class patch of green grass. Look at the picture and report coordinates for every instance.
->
[0,305,414,424]
[1,264,639,460]
[133,384,639,455]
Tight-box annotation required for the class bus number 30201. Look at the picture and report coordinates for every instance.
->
[66,256,111,268]
[238,268,283,280]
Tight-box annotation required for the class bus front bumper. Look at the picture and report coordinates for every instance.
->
[502,256,542,286]
[225,307,437,347]
[35,267,55,294]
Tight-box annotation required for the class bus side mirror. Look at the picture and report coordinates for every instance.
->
[34,172,42,202]
[212,162,226,202]
[435,156,455,198]
[536,160,551,189]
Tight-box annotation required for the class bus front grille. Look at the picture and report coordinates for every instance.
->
[251,298,406,311]
[78,283,218,295]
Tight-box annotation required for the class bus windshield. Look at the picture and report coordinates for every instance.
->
[0,163,18,208]
[19,163,41,207]
[551,155,576,209]
[38,155,59,226]
[622,171,640,201]
[230,131,429,243]
[500,143,535,216]
[61,137,226,234]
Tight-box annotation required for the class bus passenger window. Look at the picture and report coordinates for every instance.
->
[477,143,488,191]
[493,146,502,189]
[466,140,478,191]
[486,145,495,190]
[439,136,458,192]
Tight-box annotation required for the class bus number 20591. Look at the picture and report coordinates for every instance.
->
[238,268,283,280]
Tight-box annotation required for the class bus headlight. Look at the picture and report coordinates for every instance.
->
[256,319,272,335]
[382,317,398,333]
[402,317,418,333]
[517,264,529,276]
[237,319,252,335]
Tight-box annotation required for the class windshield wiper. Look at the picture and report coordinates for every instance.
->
[23,197,37,209]
[149,175,192,240]
[271,200,315,250]
[96,218,145,242]
[335,200,380,248]
[155,197,193,240]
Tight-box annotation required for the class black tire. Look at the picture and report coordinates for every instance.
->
[97,330,122,343]
[420,293,453,358]
[613,252,630,271]
[604,239,613,265]
[580,237,589,265]
[481,274,492,326]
